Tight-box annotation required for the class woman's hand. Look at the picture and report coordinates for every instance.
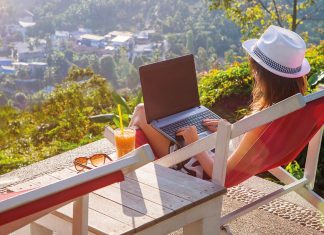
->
[202,119,220,132]
[176,126,199,146]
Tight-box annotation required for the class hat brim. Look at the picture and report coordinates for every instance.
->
[242,39,310,78]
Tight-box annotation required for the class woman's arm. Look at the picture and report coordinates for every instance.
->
[177,121,267,178]
[197,124,267,178]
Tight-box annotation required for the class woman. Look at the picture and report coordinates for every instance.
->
[129,25,310,180]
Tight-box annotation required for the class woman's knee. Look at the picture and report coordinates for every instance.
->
[130,103,147,127]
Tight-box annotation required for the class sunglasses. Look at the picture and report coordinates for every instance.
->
[74,154,113,172]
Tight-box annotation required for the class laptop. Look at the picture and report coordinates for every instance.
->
[139,54,221,145]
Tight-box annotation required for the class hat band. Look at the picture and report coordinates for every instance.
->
[253,46,302,74]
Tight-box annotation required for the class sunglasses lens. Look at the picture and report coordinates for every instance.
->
[90,154,106,167]
[74,157,87,171]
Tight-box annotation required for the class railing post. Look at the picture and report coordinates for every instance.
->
[304,127,323,190]
[212,120,232,186]
[72,194,89,235]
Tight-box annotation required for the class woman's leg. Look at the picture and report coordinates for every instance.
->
[129,104,170,158]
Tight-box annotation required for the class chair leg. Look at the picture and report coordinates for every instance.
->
[72,195,89,235]
[220,224,233,235]
[304,128,323,190]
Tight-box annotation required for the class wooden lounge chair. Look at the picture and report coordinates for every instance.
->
[153,90,324,229]
[0,144,155,234]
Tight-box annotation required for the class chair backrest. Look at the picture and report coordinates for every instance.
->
[225,94,324,187]
[0,144,154,231]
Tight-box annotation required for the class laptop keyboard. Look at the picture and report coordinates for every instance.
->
[160,110,220,139]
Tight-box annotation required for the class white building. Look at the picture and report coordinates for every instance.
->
[111,35,134,49]
[78,34,107,48]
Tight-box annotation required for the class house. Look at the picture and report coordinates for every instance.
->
[13,42,45,62]
[104,31,133,41]
[78,34,107,48]
[0,57,13,66]
[52,31,70,49]
[132,44,153,60]
[135,30,155,44]
[29,62,47,79]
[111,35,134,49]
[0,66,15,75]
[18,21,36,42]
[70,28,92,40]
[53,31,70,41]
[12,62,29,69]
[103,45,116,55]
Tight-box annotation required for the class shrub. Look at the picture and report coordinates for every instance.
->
[199,62,253,121]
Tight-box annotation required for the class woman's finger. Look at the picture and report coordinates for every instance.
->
[176,127,188,133]
[203,119,219,122]
[207,126,218,131]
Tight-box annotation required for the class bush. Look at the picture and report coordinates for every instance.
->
[0,67,115,174]
[199,62,253,122]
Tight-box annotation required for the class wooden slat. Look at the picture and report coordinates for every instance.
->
[49,168,78,179]
[55,166,192,211]
[7,181,39,192]
[94,186,172,218]
[54,203,132,235]
[139,163,225,197]
[130,164,225,201]
[125,170,194,201]
[89,193,152,228]
[113,177,191,211]
[7,158,225,235]
[49,169,155,227]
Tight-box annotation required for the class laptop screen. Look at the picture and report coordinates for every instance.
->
[139,54,200,123]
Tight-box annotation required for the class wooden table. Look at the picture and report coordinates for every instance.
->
[9,162,226,235]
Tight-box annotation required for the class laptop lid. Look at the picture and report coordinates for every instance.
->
[139,54,200,123]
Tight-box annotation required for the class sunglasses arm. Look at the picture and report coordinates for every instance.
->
[75,162,93,170]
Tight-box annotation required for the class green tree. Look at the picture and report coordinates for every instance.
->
[209,0,323,39]
[0,92,7,106]
[99,55,119,87]
[133,56,145,69]
[186,30,194,53]
[14,92,27,109]
[116,49,132,88]
[196,47,209,72]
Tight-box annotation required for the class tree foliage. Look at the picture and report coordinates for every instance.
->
[209,0,324,39]
[0,67,114,174]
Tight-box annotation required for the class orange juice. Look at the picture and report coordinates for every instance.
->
[114,128,136,158]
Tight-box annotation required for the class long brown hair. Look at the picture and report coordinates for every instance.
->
[249,57,308,112]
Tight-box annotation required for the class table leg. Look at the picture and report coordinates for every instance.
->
[183,197,222,235]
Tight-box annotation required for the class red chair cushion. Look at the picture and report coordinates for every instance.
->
[225,97,324,187]
[135,129,159,159]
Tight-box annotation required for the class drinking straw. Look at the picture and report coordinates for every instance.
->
[118,104,124,134]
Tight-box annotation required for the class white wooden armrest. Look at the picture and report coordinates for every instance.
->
[0,144,154,213]
[155,132,218,168]
[304,89,324,103]
[231,93,305,138]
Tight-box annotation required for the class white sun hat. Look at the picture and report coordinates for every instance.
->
[242,25,310,78]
